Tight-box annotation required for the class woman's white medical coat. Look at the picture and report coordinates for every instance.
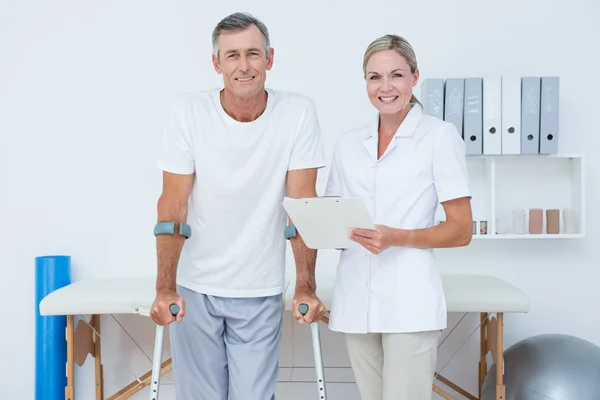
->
[324,105,471,334]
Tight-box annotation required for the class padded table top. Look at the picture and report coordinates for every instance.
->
[39,273,530,317]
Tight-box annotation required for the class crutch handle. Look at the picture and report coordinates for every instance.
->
[298,303,327,399]
[169,304,180,316]
[298,303,309,316]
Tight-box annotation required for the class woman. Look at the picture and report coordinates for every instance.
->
[324,34,473,400]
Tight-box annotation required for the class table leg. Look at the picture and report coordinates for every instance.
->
[66,315,75,400]
[91,315,104,399]
[495,313,505,400]
[479,313,488,398]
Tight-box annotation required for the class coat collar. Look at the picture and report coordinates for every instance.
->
[362,104,423,162]
[364,103,423,139]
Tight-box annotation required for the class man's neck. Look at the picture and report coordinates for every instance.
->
[220,89,268,122]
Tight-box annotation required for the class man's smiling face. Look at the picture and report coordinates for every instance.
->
[212,24,274,99]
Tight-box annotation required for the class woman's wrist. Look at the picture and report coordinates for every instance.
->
[392,228,410,247]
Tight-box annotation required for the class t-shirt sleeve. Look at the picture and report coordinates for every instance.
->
[156,98,195,175]
[433,123,471,203]
[324,140,343,197]
[288,99,326,171]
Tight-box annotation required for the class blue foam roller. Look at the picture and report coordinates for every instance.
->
[35,255,71,400]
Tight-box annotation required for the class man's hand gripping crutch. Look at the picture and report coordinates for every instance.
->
[298,303,328,400]
[148,302,181,400]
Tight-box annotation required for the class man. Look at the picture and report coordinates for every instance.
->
[149,12,327,400]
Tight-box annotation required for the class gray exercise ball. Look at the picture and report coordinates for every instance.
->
[482,333,600,400]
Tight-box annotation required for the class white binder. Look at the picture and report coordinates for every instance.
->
[483,76,502,155]
[282,197,375,249]
[501,76,521,154]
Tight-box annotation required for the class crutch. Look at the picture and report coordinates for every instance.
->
[298,303,328,400]
[148,303,179,400]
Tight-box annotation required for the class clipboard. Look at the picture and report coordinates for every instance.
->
[282,197,375,249]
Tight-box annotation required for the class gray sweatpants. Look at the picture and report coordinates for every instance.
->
[169,285,284,400]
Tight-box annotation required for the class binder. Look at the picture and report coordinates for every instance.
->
[463,78,483,155]
[521,77,541,154]
[420,78,445,120]
[501,76,521,154]
[539,77,559,154]
[483,77,502,155]
[444,78,465,138]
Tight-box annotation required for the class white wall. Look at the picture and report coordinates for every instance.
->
[2,0,599,398]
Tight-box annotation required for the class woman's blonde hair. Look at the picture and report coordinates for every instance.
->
[363,34,422,108]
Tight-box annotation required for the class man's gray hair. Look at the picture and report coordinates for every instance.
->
[212,12,271,59]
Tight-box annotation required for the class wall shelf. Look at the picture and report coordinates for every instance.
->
[436,154,586,239]
[473,233,584,240]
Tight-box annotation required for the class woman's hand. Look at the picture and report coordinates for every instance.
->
[349,224,404,254]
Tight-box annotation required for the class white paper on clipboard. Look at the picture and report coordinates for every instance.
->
[282,197,375,249]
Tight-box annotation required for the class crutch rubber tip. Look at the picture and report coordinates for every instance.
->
[298,303,308,315]
[169,304,180,316]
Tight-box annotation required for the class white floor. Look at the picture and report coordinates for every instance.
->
[127,382,450,399]
[126,382,360,400]
[124,366,456,399]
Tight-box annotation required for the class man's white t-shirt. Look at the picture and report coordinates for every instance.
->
[157,88,325,298]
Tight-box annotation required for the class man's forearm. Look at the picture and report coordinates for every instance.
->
[394,220,472,249]
[290,230,317,293]
[156,195,188,292]
[284,168,320,294]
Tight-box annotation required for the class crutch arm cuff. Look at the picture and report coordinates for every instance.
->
[154,221,192,239]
